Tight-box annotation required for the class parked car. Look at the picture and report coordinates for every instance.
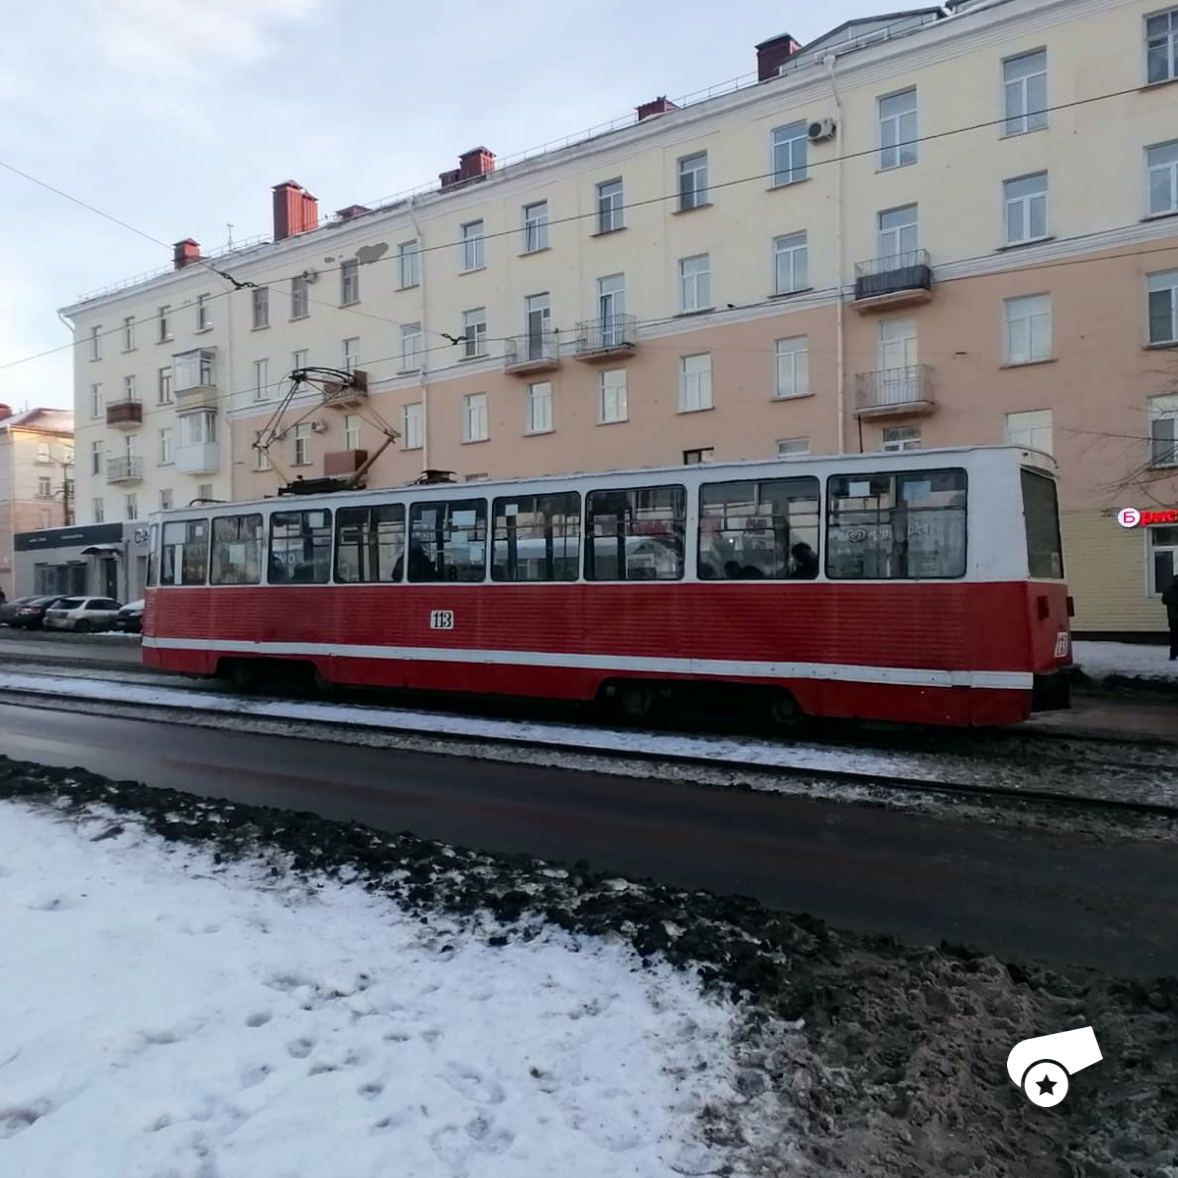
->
[11,595,70,630]
[43,597,123,633]
[112,600,144,633]
[0,596,40,626]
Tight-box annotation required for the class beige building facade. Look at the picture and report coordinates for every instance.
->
[63,0,1178,634]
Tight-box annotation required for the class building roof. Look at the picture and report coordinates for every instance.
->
[795,8,946,60]
[0,407,74,437]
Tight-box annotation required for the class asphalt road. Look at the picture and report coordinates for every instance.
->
[4,700,1176,977]
[0,628,142,665]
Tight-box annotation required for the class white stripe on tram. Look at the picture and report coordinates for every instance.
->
[140,636,1034,691]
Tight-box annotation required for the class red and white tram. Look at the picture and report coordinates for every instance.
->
[142,445,1072,727]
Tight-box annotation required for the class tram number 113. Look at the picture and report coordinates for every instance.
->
[429,610,455,630]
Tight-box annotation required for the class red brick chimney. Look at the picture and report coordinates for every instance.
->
[755,33,802,81]
[273,180,319,241]
[636,97,679,122]
[173,239,201,270]
[0,404,12,421]
[440,147,496,190]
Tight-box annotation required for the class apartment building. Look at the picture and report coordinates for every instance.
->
[62,0,1178,636]
[0,406,74,599]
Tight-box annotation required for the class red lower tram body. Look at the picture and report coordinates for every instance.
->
[143,578,1072,727]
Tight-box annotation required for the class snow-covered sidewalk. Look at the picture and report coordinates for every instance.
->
[1073,640,1178,686]
[0,799,742,1178]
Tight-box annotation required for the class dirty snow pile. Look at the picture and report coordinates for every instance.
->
[0,800,743,1178]
[1073,640,1178,684]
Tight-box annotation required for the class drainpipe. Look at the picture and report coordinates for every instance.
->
[407,196,429,474]
[825,53,846,454]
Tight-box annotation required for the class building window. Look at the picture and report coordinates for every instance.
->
[1006,409,1054,455]
[293,422,311,466]
[683,448,714,465]
[123,316,135,351]
[158,428,173,465]
[599,369,628,423]
[342,337,360,372]
[678,353,712,412]
[290,274,309,319]
[777,437,809,457]
[340,259,360,306]
[196,294,211,331]
[679,254,711,313]
[36,442,51,463]
[677,152,708,211]
[90,440,103,475]
[155,489,171,512]
[158,366,172,404]
[254,358,270,401]
[173,348,214,390]
[37,476,51,498]
[90,326,102,360]
[774,336,809,399]
[158,306,171,342]
[771,122,808,186]
[253,431,272,471]
[462,308,487,358]
[1151,394,1178,466]
[125,493,138,520]
[463,392,489,442]
[878,88,917,170]
[773,232,808,295]
[523,201,549,253]
[197,483,213,501]
[123,374,137,401]
[400,323,423,372]
[1147,7,1178,85]
[597,273,626,333]
[179,411,216,447]
[90,383,103,418]
[460,220,485,272]
[250,286,269,329]
[878,204,918,264]
[1148,269,1178,344]
[1004,172,1049,244]
[526,381,553,434]
[402,402,423,450]
[292,348,309,372]
[1147,140,1178,217]
[397,240,420,289]
[1149,525,1178,595]
[1003,50,1047,135]
[92,498,104,523]
[882,426,922,452]
[597,179,624,233]
[1004,294,1052,364]
[340,414,360,451]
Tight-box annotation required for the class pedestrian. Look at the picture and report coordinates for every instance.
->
[0,587,6,605]
[789,541,819,580]
[1163,578,1178,661]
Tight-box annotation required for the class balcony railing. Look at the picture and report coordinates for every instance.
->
[854,249,933,309]
[855,365,936,418]
[504,330,561,375]
[105,399,142,429]
[106,456,143,483]
[574,314,637,361]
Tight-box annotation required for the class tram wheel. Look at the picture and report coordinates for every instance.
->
[614,682,657,723]
[766,688,802,731]
[229,659,261,692]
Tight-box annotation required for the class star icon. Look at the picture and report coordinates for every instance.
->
[1036,1074,1057,1096]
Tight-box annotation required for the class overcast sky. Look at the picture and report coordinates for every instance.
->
[0,0,887,411]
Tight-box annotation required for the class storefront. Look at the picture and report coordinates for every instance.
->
[12,521,149,603]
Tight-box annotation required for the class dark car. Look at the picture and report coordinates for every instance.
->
[111,600,144,634]
[0,596,41,626]
[10,595,69,630]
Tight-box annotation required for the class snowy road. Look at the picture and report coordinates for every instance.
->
[4,702,1177,975]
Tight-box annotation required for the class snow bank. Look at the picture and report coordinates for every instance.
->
[0,799,740,1178]
[1073,640,1178,684]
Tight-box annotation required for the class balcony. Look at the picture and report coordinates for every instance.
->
[574,315,637,362]
[855,365,936,419]
[174,382,218,413]
[105,399,142,430]
[854,250,933,312]
[504,330,561,376]
[106,456,143,484]
[175,442,220,475]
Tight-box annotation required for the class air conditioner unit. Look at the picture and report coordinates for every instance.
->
[309,420,329,434]
[807,118,837,143]
[302,269,319,284]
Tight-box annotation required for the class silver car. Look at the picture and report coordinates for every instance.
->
[43,596,123,633]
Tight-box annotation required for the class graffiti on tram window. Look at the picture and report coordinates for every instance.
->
[826,468,967,580]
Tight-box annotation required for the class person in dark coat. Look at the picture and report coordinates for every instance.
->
[790,542,819,580]
[1163,578,1178,660]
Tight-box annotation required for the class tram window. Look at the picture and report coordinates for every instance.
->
[826,469,967,580]
[1021,469,1064,579]
[335,504,406,583]
[699,478,819,580]
[585,486,685,581]
[210,514,263,585]
[146,523,158,587]
[408,499,487,582]
[492,493,580,582]
[269,509,332,584]
[160,520,208,586]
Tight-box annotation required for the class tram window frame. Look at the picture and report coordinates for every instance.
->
[585,485,686,582]
[698,477,820,581]
[407,498,488,583]
[160,519,209,586]
[146,522,158,587]
[825,468,968,580]
[1020,468,1064,580]
[334,503,407,584]
[210,513,264,585]
[268,509,333,585]
[491,492,581,582]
